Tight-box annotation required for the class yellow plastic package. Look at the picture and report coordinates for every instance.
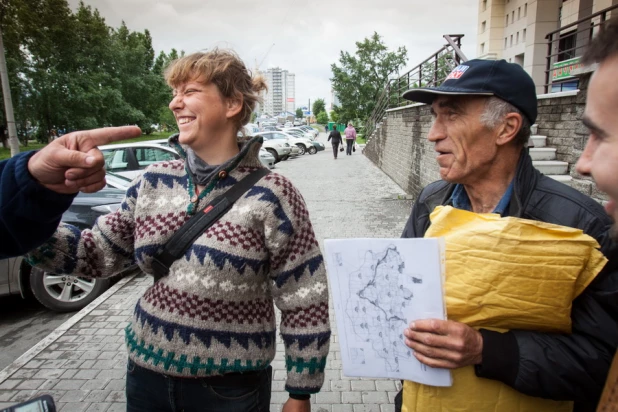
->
[402,206,608,412]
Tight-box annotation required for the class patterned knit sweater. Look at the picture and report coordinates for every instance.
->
[28,135,331,395]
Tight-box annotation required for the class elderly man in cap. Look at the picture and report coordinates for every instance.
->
[397,59,618,411]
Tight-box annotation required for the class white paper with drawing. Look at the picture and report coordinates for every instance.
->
[324,238,452,386]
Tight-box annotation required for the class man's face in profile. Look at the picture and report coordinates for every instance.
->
[576,54,618,240]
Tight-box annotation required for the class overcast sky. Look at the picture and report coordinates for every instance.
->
[69,0,479,110]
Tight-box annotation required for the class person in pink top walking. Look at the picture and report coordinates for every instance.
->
[344,122,357,155]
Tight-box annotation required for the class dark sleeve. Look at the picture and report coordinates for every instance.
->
[401,192,431,238]
[476,243,618,404]
[0,151,76,259]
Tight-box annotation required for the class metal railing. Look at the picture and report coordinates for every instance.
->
[364,35,468,140]
[544,4,618,93]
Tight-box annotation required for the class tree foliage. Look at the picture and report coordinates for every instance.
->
[316,111,328,125]
[330,110,339,123]
[295,108,303,118]
[330,32,407,125]
[0,0,181,146]
[312,98,326,118]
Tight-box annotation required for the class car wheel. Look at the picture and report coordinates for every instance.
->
[295,144,306,155]
[266,148,280,163]
[30,267,110,312]
[281,155,290,161]
[308,146,317,155]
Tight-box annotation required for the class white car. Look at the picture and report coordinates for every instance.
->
[101,139,275,178]
[99,142,180,180]
[255,131,316,155]
[298,125,319,138]
[284,121,293,128]
[283,127,315,141]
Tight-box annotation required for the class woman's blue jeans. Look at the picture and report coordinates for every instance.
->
[126,359,272,412]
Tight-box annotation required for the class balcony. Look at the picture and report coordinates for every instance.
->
[544,4,618,93]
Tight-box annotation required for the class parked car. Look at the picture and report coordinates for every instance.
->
[256,131,315,155]
[284,121,293,128]
[299,125,319,138]
[311,141,326,152]
[0,188,130,312]
[101,139,274,177]
[99,141,180,179]
[258,137,292,163]
[259,147,276,169]
[283,127,315,141]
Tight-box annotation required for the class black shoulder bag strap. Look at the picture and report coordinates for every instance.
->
[151,168,271,281]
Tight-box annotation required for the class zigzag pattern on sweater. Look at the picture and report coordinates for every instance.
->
[264,174,309,221]
[143,283,275,325]
[274,255,324,287]
[142,170,188,190]
[205,221,266,251]
[125,180,141,203]
[246,186,294,236]
[126,324,271,376]
[281,331,331,351]
[185,244,266,274]
[285,355,327,374]
[134,300,276,349]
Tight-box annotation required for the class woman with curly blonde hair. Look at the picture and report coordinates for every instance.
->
[28,49,331,412]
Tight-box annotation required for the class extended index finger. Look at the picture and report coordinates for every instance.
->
[76,126,142,151]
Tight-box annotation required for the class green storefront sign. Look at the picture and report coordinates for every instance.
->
[552,57,582,81]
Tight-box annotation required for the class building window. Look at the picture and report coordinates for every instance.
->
[558,29,577,61]
[480,43,485,54]
[518,7,521,19]
[512,11,515,23]
[510,35,513,46]
[523,28,526,42]
[506,15,509,27]
[524,3,527,16]
[505,37,508,48]
[482,0,487,11]
[516,31,520,44]
[482,21,486,32]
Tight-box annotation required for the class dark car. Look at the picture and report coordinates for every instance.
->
[0,187,130,312]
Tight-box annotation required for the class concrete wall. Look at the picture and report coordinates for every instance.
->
[364,78,608,204]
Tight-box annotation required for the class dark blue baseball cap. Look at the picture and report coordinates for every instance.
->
[402,59,537,124]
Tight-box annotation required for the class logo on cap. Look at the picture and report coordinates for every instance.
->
[446,65,470,80]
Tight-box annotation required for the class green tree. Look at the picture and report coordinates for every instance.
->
[330,32,407,125]
[316,111,328,125]
[295,108,303,118]
[330,110,339,123]
[312,98,325,117]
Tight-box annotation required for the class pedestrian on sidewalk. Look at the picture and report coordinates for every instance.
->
[574,16,618,412]
[327,125,343,159]
[344,122,356,155]
[397,59,617,411]
[28,49,331,412]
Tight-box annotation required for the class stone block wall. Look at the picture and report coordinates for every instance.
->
[364,78,608,204]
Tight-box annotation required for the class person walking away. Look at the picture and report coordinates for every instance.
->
[344,122,356,155]
[27,49,331,412]
[328,126,343,159]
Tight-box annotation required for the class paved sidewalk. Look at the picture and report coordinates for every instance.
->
[0,132,413,412]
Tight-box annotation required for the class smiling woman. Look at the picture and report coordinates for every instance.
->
[27,48,331,412]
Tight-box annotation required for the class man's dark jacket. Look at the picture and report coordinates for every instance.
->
[402,151,618,411]
[0,151,75,258]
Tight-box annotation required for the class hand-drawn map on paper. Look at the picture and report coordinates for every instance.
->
[324,238,452,386]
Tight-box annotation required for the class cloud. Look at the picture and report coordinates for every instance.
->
[68,0,478,110]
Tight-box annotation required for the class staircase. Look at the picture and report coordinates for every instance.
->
[529,131,572,185]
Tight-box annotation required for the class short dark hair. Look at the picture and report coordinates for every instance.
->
[582,16,618,65]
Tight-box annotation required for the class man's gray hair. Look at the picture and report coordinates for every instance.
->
[480,96,531,147]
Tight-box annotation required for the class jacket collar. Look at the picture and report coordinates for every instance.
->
[507,149,537,218]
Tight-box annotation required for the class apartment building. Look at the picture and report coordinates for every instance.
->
[477,0,617,93]
[259,68,295,116]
